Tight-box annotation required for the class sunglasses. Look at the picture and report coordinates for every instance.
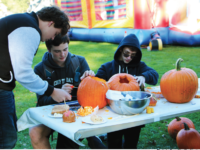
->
[123,52,136,59]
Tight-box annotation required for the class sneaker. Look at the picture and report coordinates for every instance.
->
[87,136,107,149]
[98,134,107,142]
[95,136,103,143]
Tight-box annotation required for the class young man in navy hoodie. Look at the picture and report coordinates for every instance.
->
[0,6,71,149]
[96,34,159,149]
[29,34,106,149]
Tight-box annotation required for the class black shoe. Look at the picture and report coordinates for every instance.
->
[87,136,107,149]
[99,134,107,142]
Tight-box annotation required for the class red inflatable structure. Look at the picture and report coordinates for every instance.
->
[53,0,200,46]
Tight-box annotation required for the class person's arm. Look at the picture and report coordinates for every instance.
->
[8,27,52,95]
[138,62,159,85]
[36,94,58,106]
[79,56,90,75]
[78,56,95,80]
[8,27,71,101]
[95,62,110,81]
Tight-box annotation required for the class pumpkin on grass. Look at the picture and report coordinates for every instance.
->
[168,117,195,139]
[160,58,198,103]
[176,123,200,149]
[108,73,140,91]
[77,76,109,109]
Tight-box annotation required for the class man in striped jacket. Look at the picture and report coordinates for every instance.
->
[0,6,71,149]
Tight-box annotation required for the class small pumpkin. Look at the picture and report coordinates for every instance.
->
[108,73,140,91]
[77,76,109,109]
[176,123,200,149]
[160,58,198,103]
[168,117,195,139]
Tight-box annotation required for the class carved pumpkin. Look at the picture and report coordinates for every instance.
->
[176,123,200,149]
[108,73,140,91]
[168,117,195,139]
[160,58,198,103]
[77,76,109,109]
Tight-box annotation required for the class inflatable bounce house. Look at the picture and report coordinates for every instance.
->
[29,0,200,46]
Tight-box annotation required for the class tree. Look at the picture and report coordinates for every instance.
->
[1,0,30,13]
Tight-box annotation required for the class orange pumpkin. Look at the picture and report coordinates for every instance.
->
[176,123,200,149]
[168,117,195,139]
[160,58,198,103]
[77,76,109,109]
[108,73,140,91]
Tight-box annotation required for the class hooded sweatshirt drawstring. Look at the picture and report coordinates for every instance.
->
[119,65,128,73]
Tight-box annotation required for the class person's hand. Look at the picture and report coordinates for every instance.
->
[80,70,95,80]
[51,88,71,103]
[61,83,73,93]
[135,76,145,86]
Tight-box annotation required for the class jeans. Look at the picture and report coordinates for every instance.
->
[0,89,17,149]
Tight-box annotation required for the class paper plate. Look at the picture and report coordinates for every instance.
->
[145,86,164,98]
[82,116,107,125]
[48,113,63,118]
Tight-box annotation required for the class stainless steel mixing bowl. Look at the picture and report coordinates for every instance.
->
[107,91,152,115]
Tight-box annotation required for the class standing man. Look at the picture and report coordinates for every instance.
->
[29,34,106,149]
[96,34,159,149]
[0,6,71,149]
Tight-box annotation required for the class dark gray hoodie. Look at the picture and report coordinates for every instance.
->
[34,52,90,106]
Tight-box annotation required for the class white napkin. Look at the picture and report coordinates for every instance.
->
[106,90,124,100]
[124,94,133,101]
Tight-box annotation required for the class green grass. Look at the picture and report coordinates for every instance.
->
[14,41,200,149]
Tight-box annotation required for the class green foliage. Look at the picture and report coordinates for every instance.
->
[15,42,200,149]
[1,0,29,13]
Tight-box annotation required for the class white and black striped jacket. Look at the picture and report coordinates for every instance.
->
[0,12,53,96]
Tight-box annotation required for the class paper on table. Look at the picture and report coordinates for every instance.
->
[17,109,41,131]
[145,86,164,98]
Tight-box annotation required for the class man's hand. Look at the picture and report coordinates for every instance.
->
[51,88,71,103]
[80,70,95,80]
[135,76,145,86]
[61,83,73,93]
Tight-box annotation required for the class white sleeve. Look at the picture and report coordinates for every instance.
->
[8,27,48,95]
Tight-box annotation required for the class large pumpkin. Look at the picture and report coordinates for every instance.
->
[168,117,195,139]
[77,76,109,109]
[108,73,140,91]
[176,123,200,149]
[160,58,198,103]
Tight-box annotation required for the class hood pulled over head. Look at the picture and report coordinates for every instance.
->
[114,34,142,66]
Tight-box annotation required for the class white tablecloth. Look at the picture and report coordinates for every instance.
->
[17,84,200,146]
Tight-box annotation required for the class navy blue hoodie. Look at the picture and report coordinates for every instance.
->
[96,34,159,85]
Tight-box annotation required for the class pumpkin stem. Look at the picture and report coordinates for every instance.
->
[175,58,183,71]
[183,123,190,130]
[175,117,181,121]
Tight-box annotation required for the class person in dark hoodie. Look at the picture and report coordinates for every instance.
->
[96,34,159,149]
[29,34,106,149]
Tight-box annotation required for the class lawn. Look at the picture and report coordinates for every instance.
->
[14,41,200,149]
